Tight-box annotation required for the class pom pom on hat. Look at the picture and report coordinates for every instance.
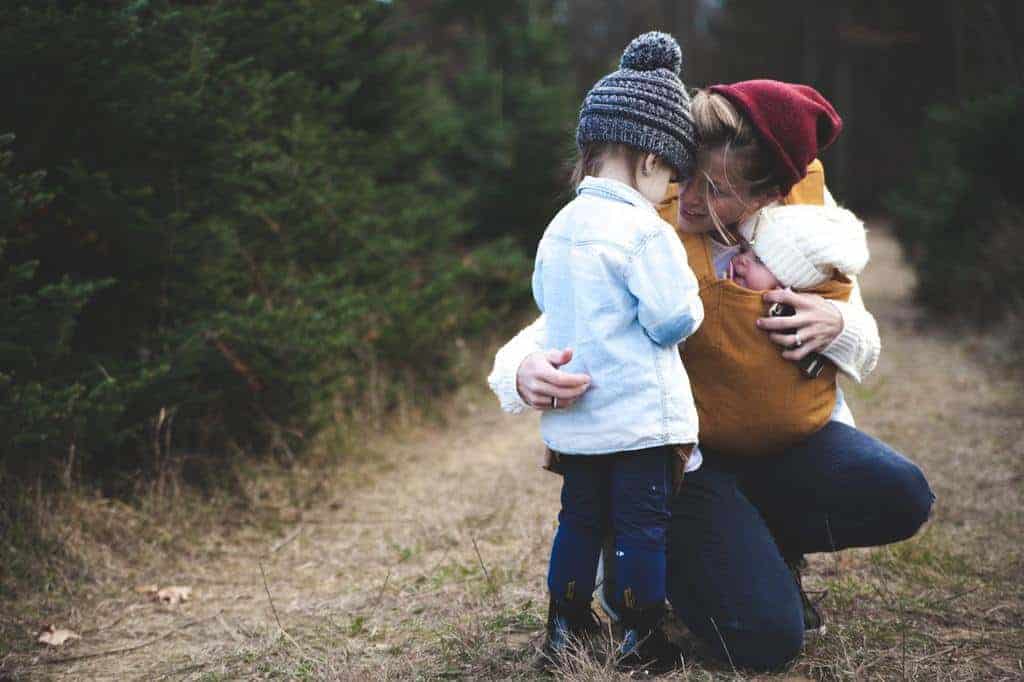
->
[620,31,683,75]
[744,204,869,290]
[577,32,696,178]
[709,80,842,194]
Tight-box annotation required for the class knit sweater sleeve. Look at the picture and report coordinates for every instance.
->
[822,277,880,383]
[487,314,546,414]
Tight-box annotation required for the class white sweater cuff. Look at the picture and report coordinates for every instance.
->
[823,299,880,383]
[487,318,544,414]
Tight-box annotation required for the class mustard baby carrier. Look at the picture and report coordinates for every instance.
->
[658,161,852,457]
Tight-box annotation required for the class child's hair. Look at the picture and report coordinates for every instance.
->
[691,89,784,240]
[569,143,647,191]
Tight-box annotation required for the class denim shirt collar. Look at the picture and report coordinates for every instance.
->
[577,176,657,215]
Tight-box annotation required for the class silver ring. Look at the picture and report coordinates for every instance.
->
[794,330,803,348]
[552,396,559,409]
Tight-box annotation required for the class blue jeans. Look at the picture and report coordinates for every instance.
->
[664,422,934,670]
[549,448,673,609]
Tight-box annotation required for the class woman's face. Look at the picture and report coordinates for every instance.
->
[677,146,770,236]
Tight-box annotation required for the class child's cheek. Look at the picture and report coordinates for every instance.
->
[749,265,779,291]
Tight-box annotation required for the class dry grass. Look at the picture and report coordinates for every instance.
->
[1,225,1022,681]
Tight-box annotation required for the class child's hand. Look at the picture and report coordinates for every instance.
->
[516,348,591,410]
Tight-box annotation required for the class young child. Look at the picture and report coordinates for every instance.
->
[531,32,702,667]
[683,201,869,457]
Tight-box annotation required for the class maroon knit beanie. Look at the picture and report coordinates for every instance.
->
[708,80,842,194]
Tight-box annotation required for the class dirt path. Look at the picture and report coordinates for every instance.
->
[8,227,1023,680]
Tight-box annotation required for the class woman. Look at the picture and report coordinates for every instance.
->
[488,80,934,670]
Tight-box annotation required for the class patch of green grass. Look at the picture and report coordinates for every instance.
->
[821,573,875,611]
[386,539,419,564]
[430,559,476,588]
[341,613,385,643]
[485,599,544,633]
[290,659,319,681]
[867,526,974,584]
[348,615,367,637]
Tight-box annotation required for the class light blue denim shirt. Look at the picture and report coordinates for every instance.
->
[532,176,704,455]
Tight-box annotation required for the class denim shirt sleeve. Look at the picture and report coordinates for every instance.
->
[531,245,545,313]
[626,226,704,347]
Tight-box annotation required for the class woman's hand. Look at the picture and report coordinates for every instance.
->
[756,289,844,361]
[516,348,591,411]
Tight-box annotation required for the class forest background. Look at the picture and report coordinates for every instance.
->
[2,0,1021,603]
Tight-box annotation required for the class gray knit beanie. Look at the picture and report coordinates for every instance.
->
[576,31,696,179]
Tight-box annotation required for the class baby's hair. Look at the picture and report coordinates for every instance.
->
[569,143,648,191]
[691,89,781,243]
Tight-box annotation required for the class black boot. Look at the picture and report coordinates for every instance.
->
[616,602,683,673]
[536,593,602,670]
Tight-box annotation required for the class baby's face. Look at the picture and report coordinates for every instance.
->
[729,247,781,290]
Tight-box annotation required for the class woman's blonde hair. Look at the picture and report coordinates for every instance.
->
[691,89,782,241]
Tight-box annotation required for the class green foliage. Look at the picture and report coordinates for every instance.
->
[0,137,115,465]
[428,1,576,247]
[0,0,556,492]
[886,87,1024,327]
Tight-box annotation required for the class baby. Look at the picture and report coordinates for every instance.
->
[679,202,870,460]
[731,203,869,375]
[730,203,868,297]
[728,245,784,290]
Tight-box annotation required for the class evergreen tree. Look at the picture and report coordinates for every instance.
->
[0,0,534,492]
[425,0,577,247]
[0,136,114,480]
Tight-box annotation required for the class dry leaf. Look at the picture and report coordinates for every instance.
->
[136,583,192,605]
[155,585,192,605]
[37,625,80,646]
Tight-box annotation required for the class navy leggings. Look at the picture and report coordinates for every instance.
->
[548,447,673,610]
[663,422,934,670]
